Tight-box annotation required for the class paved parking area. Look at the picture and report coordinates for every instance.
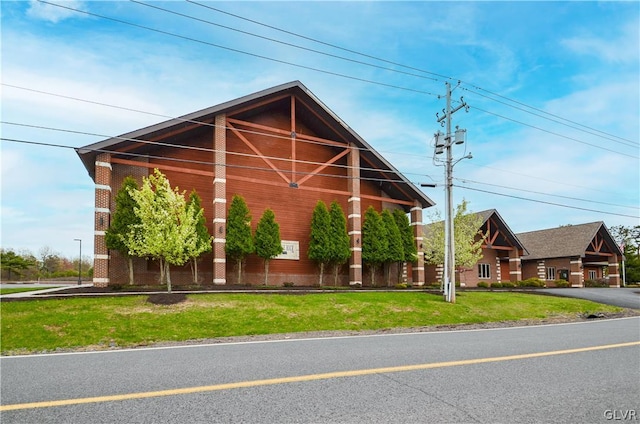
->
[540,288,640,310]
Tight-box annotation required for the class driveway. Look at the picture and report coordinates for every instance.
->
[539,288,640,309]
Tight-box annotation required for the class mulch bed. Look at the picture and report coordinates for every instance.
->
[147,293,188,305]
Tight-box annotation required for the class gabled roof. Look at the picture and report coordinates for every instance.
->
[76,80,434,209]
[515,221,622,260]
[423,208,526,254]
[475,209,528,254]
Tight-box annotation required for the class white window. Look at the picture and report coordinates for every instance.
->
[588,270,597,280]
[478,263,491,279]
[546,267,556,280]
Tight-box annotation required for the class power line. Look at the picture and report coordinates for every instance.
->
[38,0,439,98]
[39,0,636,156]
[5,135,637,219]
[455,185,639,219]
[130,0,440,84]
[185,0,637,149]
[470,105,639,159]
[455,177,638,211]
[1,121,436,181]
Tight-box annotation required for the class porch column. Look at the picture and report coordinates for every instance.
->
[347,146,362,286]
[212,114,227,285]
[608,254,620,287]
[411,201,425,286]
[93,153,112,288]
[508,249,522,282]
[570,257,583,287]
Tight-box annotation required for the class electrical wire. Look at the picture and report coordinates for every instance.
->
[38,0,636,156]
[186,0,637,147]
[3,136,636,220]
[454,177,638,210]
[455,185,639,219]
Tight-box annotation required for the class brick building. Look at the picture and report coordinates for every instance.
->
[516,222,623,287]
[77,81,435,287]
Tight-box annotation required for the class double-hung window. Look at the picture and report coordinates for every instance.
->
[478,263,491,279]
[546,267,556,280]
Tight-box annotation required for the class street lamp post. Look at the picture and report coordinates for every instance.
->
[74,239,82,285]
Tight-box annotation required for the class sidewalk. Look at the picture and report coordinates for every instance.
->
[0,283,95,299]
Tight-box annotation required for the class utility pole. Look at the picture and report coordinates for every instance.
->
[434,81,470,303]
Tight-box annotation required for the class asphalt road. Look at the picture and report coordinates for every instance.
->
[539,288,640,310]
[2,317,638,423]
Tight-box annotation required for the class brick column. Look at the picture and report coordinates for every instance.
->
[93,153,112,288]
[570,257,583,287]
[508,249,521,282]
[537,260,546,280]
[608,254,620,287]
[213,114,227,285]
[347,146,362,287]
[411,201,425,286]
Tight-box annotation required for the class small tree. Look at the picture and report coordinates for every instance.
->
[126,169,197,293]
[255,208,282,286]
[423,199,484,287]
[308,201,331,286]
[105,176,140,285]
[393,209,417,283]
[381,210,404,286]
[225,194,254,285]
[0,249,35,280]
[362,206,388,287]
[185,190,212,284]
[328,201,351,286]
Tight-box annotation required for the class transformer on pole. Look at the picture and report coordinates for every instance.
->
[433,82,470,303]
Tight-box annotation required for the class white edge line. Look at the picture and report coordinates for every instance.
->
[2,317,638,359]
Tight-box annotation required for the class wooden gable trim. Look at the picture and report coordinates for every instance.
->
[295,95,350,144]
[481,216,515,250]
[226,93,291,118]
[296,147,350,186]
[227,121,291,185]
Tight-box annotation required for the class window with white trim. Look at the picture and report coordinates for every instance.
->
[478,263,491,279]
[546,267,556,280]
[588,270,597,280]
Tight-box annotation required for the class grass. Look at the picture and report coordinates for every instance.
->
[0,292,627,355]
[0,287,60,295]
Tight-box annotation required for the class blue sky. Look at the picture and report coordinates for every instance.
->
[1,1,639,260]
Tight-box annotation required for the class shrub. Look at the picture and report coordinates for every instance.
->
[283,282,295,288]
[395,283,408,289]
[554,280,570,288]
[517,278,545,288]
[584,279,608,288]
[501,282,515,288]
[477,282,489,288]
[490,282,503,289]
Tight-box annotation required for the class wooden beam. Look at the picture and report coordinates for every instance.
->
[226,93,291,117]
[296,96,350,144]
[291,95,296,185]
[111,158,214,177]
[296,148,350,186]
[227,121,291,185]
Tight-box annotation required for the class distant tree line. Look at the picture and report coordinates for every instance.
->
[0,247,93,282]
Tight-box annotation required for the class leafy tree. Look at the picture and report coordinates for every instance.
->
[381,210,404,286]
[38,246,61,277]
[105,176,140,285]
[185,190,212,284]
[0,249,35,280]
[308,200,331,286]
[328,201,351,286]
[393,209,417,282]
[225,194,254,285]
[610,224,640,283]
[362,206,388,287]
[423,199,484,283]
[254,208,282,286]
[126,169,198,293]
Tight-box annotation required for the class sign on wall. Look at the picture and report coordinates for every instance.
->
[276,240,300,260]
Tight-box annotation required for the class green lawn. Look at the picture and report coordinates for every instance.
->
[0,291,626,355]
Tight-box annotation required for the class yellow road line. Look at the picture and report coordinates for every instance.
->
[2,341,638,412]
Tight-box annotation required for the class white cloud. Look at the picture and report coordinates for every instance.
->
[561,20,640,65]
[26,0,86,23]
